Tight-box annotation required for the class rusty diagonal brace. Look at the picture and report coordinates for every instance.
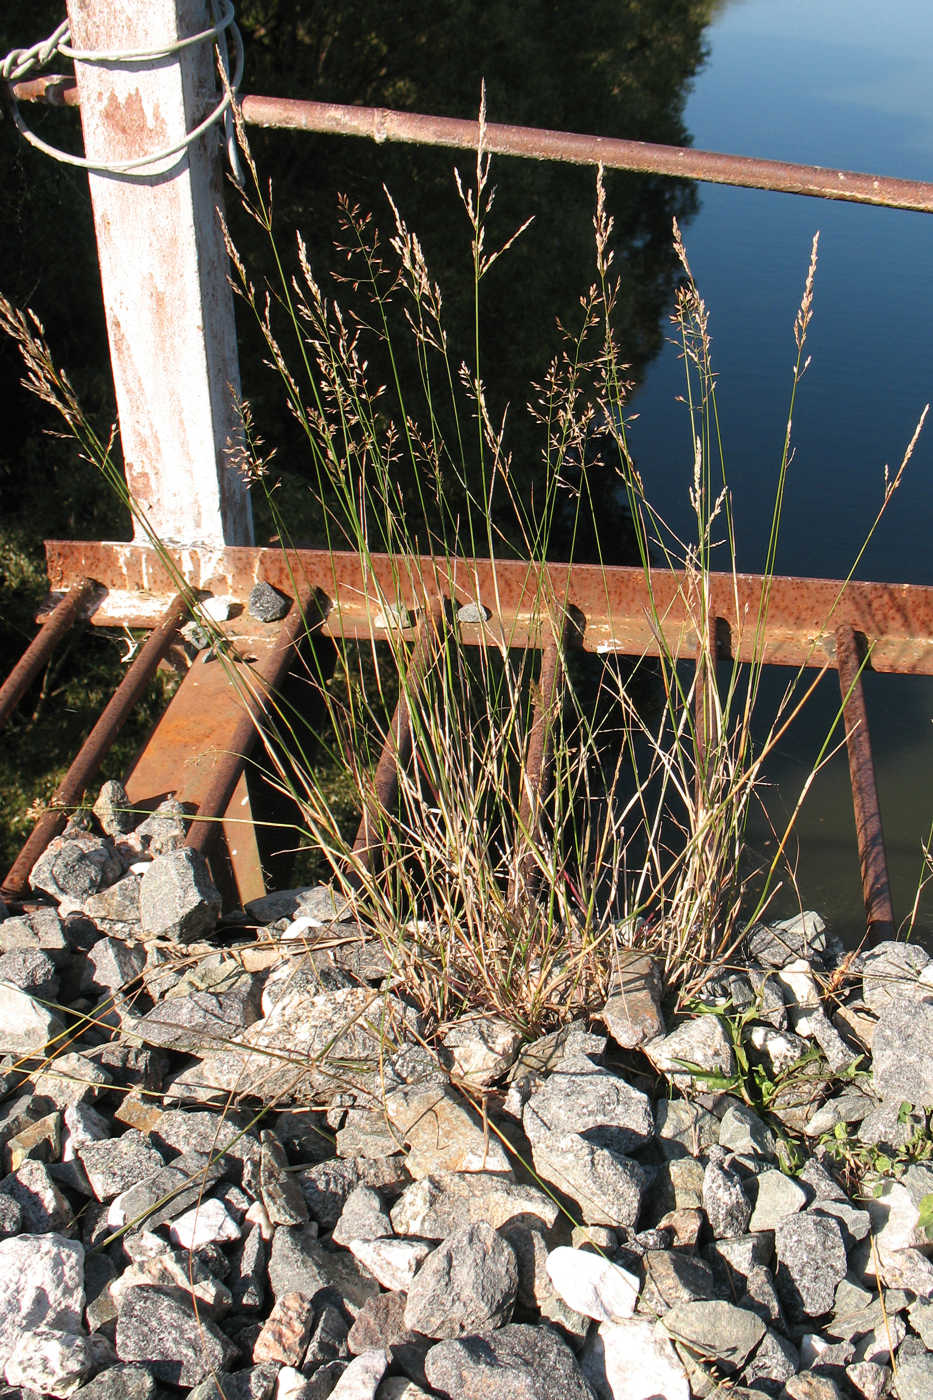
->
[185,595,316,863]
[351,601,444,876]
[831,624,896,941]
[1,594,188,900]
[0,579,96,732]
[509,612,570,907]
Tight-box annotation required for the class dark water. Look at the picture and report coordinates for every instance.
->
[627,0,933,942]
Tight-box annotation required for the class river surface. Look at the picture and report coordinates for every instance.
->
[625,0,933,944]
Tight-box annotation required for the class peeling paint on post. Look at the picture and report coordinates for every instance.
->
[65,0,253,546]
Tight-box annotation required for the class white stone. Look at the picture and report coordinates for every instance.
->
[201,596,232,622]
[582,1317,690,1400]
[799,1333,830,1367]
[328,1348,389,1400]
[4,1327,95,1397]
[349,1237,431,1292]
[168,1196,241,1250]
[246,1199,275,1239]
[0,1235,85,1371]
[545,1246,638,1323]
[275,1367,308,1400]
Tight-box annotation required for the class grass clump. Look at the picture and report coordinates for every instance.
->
[2,97,927,1043]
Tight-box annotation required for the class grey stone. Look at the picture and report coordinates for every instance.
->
[333,1185,393,1245]
[107,1150,223,1231]
[857,1097,926,1152]
[168,985,418,1106]
[134,798,189,854]
[663,1299,766,1373]
[336,1109,403,1160]
[138,847,221,942]
[745,911,831,968]
[893,1354,933,1400]
[0,1233,85,1371]
[130,983,260,1053]
[115,1285,237,1387]
[522,1052,653,1154]
[805,1089,875,1140]
[739,1265,784,1327]
[441,1016,522,1086]
[871,994,933,1108]
[0,982,65,1055]
[529,1129,648,1227]
[502,1228,589,1340]
[111,1245,232,1318]
[860,941,930,1014]
[646,1014,736,1089]
[94,779,136,836]
[749,1170,809,1231]
[719,1102,777,1158]
[775,1211,848,1319]
[80,929,145,996]
[188,1366,279,1400]
[304,1299,351,1370]
[703,1149,752,1239]
[655,1099,720,1159]
[228,1225,267,1313]
[743,1328,799,1391]
[0,1158,72,1231]
[82,875,143,938]
[301,1156,409,1231]
[390,1172,558,1240]
[249,580,291,622]
[783,1376,847,1400]
[72,1364,159,1399]
[78,1129,165,1201]
[600,952,665,1049]
[456,602,490,624]
[705,1234,774,1293]
[424,1322,595,1400]
[384,1078,511,1176]
[403,1222,518,1339]
[31,830,122,902]
[0,1193,21,1236]
[845,1361,891,1400]
[0,948,59,998]
[812,1198,871,1245]
[268,1226,379,1311]
[259,1129,309,1226]
[639,1249,718,1313]
[151,1108,261,1177]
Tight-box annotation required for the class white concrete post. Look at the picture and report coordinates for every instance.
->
[65,0,253,546]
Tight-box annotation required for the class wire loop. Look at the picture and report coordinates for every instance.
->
[1,1,244,182]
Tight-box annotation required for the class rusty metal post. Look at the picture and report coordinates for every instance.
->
[0,595,188,899]
[64,0,252,547]
[0,580,95,730]
[351,603,444,872]
[833,624,896,942]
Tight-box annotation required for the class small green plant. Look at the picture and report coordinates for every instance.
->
[821,1101,933,1189]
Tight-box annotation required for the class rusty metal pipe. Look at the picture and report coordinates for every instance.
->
[12,78,933,214]
[185,598,314,858]
[833,623,895,943]
[0,579,95,731]
[238,96,933,214]
[0,594,188,900]
[351,603,444,872]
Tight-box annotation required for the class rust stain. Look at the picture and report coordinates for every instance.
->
[99,88,169,153]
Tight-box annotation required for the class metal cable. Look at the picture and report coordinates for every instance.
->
[0,0,244,180]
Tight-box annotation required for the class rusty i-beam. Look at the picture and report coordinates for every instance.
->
[2,538,927,930]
